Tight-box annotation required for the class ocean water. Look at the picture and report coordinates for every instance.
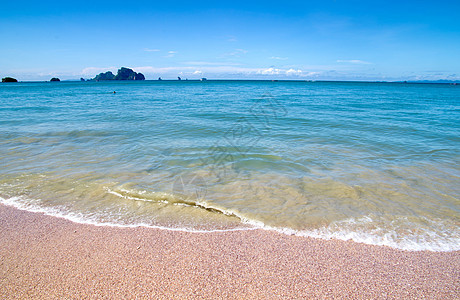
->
[0,80,459,251]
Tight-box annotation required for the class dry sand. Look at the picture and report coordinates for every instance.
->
[0,204,458,299]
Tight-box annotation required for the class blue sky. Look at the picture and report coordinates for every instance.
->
[1,0,459,81]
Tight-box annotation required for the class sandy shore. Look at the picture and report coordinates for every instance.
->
[0,204,458,299]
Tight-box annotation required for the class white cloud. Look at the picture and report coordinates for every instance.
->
[144,48,160,52]
[222,49,248,58]
[257,67,281,75]
[108,65,323,80]
[14,63,458,81]
[286,68,303,76]
[81,66,117,76]
[270,56,288,60]
[164,51,178,58]
[184,61,241,66]
[257,68,303,76]
[337,59,372,65]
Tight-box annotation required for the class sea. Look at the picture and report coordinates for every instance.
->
[0,80,459,251]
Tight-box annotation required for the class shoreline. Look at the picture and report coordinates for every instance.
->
[1,203,459,299]
[1,196,457,252]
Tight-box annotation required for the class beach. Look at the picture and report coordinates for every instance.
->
[1,81,459,298]
[3,0,460,297]
[1,203,458,299]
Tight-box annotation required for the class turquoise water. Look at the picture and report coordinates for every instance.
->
[0,80,459,251]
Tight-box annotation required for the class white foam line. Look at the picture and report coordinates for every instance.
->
[0,196,257,233]
[246,221,460,252]
[1,195,458,251]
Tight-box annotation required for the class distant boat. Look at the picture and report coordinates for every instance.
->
[158,77,162,81]
[200,78,207,81]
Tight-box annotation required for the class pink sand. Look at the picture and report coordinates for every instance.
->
[0,204,458,299]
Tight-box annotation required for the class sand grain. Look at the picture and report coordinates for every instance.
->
[0,204,458,299]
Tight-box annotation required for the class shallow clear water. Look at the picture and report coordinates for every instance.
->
[0,80,459,250]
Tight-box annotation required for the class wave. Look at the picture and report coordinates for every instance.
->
[105,187,243,218]
[248,217,460,252]
[1,194,458,252]
[0,195,254,233]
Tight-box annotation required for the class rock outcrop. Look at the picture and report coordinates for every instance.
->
[94,71,115,81]
[2,77,18,82]
[114,67,145,80]
[93,68,145,81]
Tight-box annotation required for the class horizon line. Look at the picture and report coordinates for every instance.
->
[2,79,459,84]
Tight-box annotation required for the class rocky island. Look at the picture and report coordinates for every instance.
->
[93,67,145,81]
[2,77,18,82]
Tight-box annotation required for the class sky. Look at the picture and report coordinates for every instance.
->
[1,0,460,81]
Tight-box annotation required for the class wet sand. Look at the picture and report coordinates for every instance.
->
[0,204,458,299]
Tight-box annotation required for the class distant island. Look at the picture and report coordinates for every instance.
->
[92,67,145,81]
[2,77,18,82]
[50,77,60,82]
